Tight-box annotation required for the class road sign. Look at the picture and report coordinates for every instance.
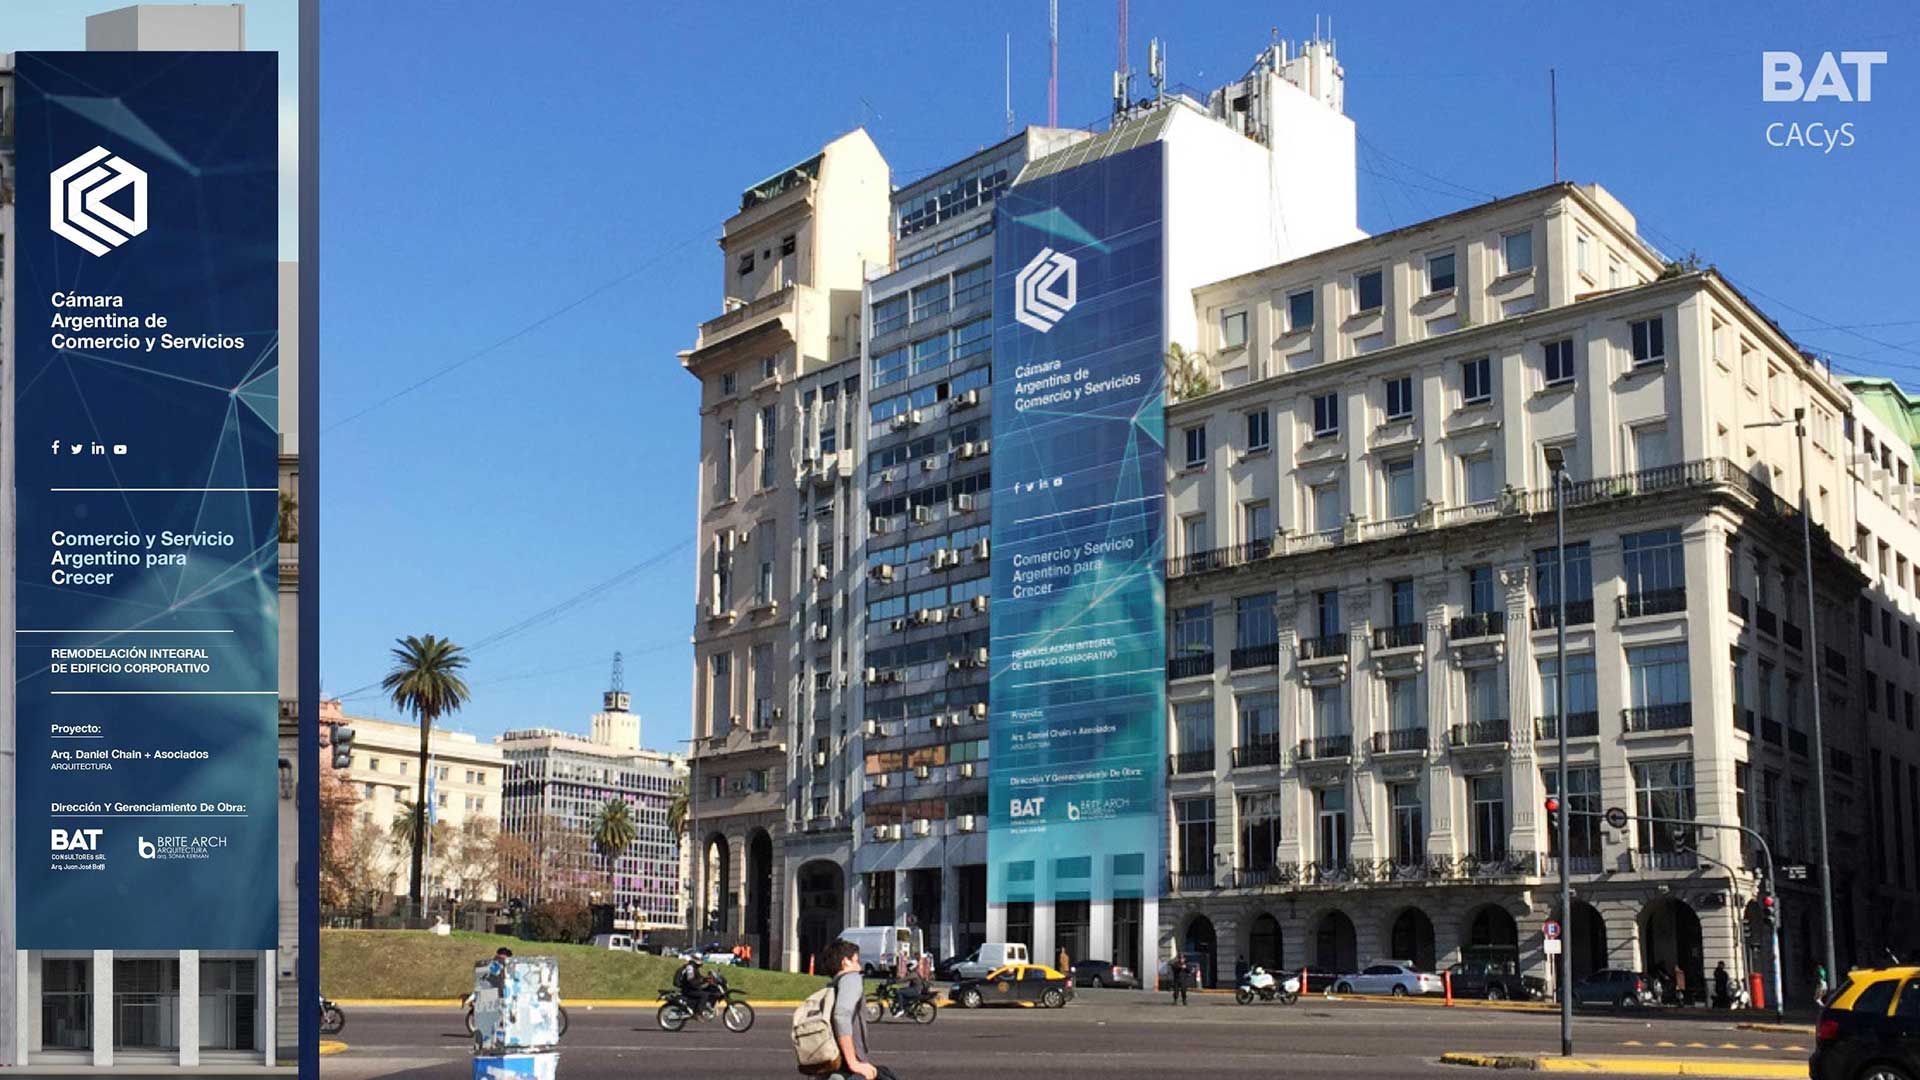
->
[1544,938,1563,955]
[1604,806,1629,830]
[1783,864,1810,882]
[1545,920,1562,940]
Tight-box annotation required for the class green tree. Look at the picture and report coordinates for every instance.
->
[381,634,471,915]
[591,797,639,900]
[1165,343,1216,403]
[665,776,689,839]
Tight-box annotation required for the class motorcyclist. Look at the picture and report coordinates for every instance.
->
[675,954,721,1017]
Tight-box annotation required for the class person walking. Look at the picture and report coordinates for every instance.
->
[821,939,899,1080]
[1057,946,1071,979]
[1673,965,1688,1007]
[1714,962,1732,1009]
[1169,954,1190,1006]
[1814,964,1829,1005]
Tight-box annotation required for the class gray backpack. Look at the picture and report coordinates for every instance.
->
[791,983,839,1072]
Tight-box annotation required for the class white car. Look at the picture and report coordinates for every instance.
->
[1336,961,1445,997]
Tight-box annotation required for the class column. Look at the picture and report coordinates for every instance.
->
[1345,586,1379,861]
[90,950,111,1069]
[939,868,960,963]
[1033,901,1056,976]
[179,949,199,1067]
[261,949,276,1066]
[1422,574,1455,857]
[20,953,37,1058]
[1502,563,1538,854]
[892,869,909,927]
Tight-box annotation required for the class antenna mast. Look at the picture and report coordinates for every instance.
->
[611,651,625,694]
[1113,0,1129,117]
[1048,0,1058,127]
[1550,67,1560,182]
[1006,33,1015,135]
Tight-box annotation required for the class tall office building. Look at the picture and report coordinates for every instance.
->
[680,130,890,967]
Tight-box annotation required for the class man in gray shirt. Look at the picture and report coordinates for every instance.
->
[821,939,897,1080]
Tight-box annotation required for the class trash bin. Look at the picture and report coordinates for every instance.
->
[472,955,560,1079]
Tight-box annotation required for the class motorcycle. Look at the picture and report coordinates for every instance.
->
[319,997,346,1035]
[462,993,569,1039]
[1234,967,1300,1005]
[862,979,938,1025]
[656,985,754,1033]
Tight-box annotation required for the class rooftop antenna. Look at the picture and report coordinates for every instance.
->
[604,652,631,713]
[1550,67,1560,181]
[1114,0,1130,117]
[611,652,625,694]
[1005,33,1015,135]
[1048,0,1058,127]
[1149,37,1165,104]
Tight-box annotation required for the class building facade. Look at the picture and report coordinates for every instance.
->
[497,691,686,933]
[680,129,889,967]
[1157,181,1903,1000]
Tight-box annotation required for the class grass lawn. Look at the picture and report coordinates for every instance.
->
[321,929,834,1001]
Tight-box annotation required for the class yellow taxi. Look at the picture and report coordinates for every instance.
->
[949,963,1075,1010]
[1810,966,1920,1080]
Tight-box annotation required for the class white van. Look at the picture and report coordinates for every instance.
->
[833,925,924,976]
[589,933,634,951]
[951,942,1029,981]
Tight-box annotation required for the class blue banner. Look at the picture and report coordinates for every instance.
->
[12,52,280,950]
[987,142,1167,908]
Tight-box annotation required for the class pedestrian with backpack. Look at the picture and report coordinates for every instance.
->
[794,940,898,1080]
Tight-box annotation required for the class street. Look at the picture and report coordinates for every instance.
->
[321,991,1815,1079]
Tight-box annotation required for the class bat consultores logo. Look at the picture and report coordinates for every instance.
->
[139,834,229,861]
[1013,246,1077,332]
[50,145,149,256]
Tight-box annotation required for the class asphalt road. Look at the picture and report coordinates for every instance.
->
[320,991,1815,1080]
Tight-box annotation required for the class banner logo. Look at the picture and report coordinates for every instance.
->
[1013,246,1077,332]
[50,146,149,256]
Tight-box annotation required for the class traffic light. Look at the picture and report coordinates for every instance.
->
[1761,893,1777,924]
[329,723,355,769]
[1544,797,1561,834]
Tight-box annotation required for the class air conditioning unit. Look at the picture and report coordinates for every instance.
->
[881,468,900,484]
[908,409,924,426]
[890,413,914,432]
[947,657,965,672]
[911,505,932,524]
[729,779,744,794]
[889,617,909,633]
[957,441,978,460]
[863,669,879,686]
[913,608,931,625]
[872,563,894,582]
[954,388,981,409]
[813,564,831,582]
[871,517,893,535]
[914,764,931,780]
[928,549,948,570]
[771,706,785,721]
[813,751,829,767]
[813,624,831,642]
[971,595,989,613]
[978,439,991,455]
[970,702,988,719]
[932,713,947,728]
[871,824,893,842]
[875,773,893,789]
[958,762,976,779]
[950,604,970,621]
[973,647,990,667]
[974,539,991,560]
[887,823,904,840]
[921,456,940,473]
[927,608,948,624]
[952,492,976,513]
[912,819,932,837]
[958,813,978,832]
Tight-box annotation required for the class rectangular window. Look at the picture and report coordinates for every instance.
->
[1390,783,1425,865]
[1315,589,1342,639]
[872,293,908,336]
[1235,594,1277,649]
[1383,458,1417,519]
[1184,425,1208,467]
[1240,793,1281,871]
[1462,356,1493,405]
[1176,798,1216,875]
[1575,231,1593,277]
[871,345,909,387]
[1465,665,1504,725]
[1311,393,1340,438]
[1543,338,1576,385]
[1385,375,1415,421]
[1174,701,1213,755]
[1311,482,1342,532]
[1634,760,1697,853]
[1237,692,1279,748]
[757,405,777,489]
[1632,424,1670,471]
[1317,786,1350,868]
[1172,603,1213,656]
[1631,316,1666,366]
[1245,409,1271,452]
[1354,269,1384,313]
[708,651,732,729]
[1626,643,1691,707]
[1467,564,1496,614]
[1221,310,1249,349]
[1533,542,1593,612]
[717,419,735,502]
[1544,766,1602,858]
[1426,250,1456,293]
[1622,527,1685,596]
[1312,683,1347,738]
[1502,229,1534,274]
[1470,775,1507,859]
[1538,653,1597,719]
[1389,579,1418,628]
[909,334,948,375]
[910,278,949,322]
[950,317,991,363]
[1287,288,1316,332]
[1387,676,1421,732]
[720,372,737,396]
[1182,516,1208,558]
[1242,502,1273,545]
[951,262,991,306]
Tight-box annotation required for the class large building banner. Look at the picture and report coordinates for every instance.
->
[11,52,280,949]
[988,143,1167,917]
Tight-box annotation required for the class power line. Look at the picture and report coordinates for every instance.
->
[321,220,721,434]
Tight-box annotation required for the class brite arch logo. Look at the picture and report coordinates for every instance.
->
[50,146,149,256]
[1013,246,1077,332]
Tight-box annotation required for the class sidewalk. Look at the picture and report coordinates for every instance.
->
[1442,1051,1805,1077]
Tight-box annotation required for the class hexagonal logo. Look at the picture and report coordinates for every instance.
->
[50,146,148,257]
[1013,246,1077,333]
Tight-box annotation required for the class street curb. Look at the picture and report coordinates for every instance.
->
[1442,1052,1807,1077]
[318,1041,348,1056]
[1734,1022,1813,1034]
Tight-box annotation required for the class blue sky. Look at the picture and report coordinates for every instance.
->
[318,0,1920,749]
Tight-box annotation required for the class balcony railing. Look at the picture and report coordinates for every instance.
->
[1535,711,1599,740]
[1449,610,1505,641]
[1231,642,1280,669]
[1755,605,1778,636]
[1231,740,1284,768]
[1788,728,1809,756]
[1619,587,1687,618]
[1635,850,1700,871]
[1782,621,1805,651]
[1373,623,1423,650]
[1168,653,1214,680]
[1298,633,1347,661]
[1623,703,1692,733]
[1168,871,1217,894]
[1450,720,1509,747]
[1547,854,1603,876]
[1169,750,1215,775]
[1232,865,1285,889]
[1299,734,1353,760]
[1167,547,1232,578]
[1530,599,1595,630]
[1373,726,1428,754]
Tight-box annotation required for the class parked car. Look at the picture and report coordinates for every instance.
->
[588,933,634,951]
[1336,962,1446,997]
[1069,960,1138,989]
[947,942,1030,982]
[1570,968,1653,1008]
[950,964,1074,1009]
[1810,966,1920,1080]
[1446,960,1548,1001]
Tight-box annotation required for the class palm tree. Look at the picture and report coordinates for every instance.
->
[665,776,690,840]
[592,797,639,901]
[381,634,471,916]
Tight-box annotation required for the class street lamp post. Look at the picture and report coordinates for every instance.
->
[1544,446,1573,1057]
[679,735,702,946]
[1746,409,1839,992]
